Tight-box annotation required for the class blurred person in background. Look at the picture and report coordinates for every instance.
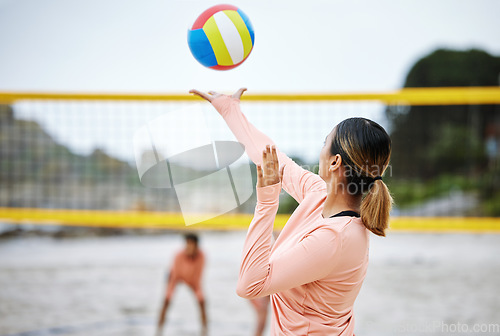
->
[156,233,207,336]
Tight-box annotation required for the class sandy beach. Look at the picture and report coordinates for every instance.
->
[0,231,499,336]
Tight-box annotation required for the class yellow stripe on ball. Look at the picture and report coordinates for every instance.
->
[203,16,233,66]
[223,10,253,59]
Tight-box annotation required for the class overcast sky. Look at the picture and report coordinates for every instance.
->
[1,0,499,93]
[1,0,499,163]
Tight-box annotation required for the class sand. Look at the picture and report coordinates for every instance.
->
[0,231,499,336]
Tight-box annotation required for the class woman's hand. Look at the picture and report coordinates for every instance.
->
[189,88,247,103]
[257,145,282,188]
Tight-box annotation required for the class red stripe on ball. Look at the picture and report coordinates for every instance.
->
[191,4,239,30]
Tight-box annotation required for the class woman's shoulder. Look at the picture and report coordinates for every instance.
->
[314,216,366,237]
[307,218,368,254]
[298,188,328,210]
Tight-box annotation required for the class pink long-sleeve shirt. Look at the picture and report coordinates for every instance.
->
[212,96,369,335]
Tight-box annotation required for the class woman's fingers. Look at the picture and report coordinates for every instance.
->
[271,146,279,172]
[232,88,247,100]
[190,88,246,102]
[264,145,273,177]
[258,145,280,187]
[268,146,279,182]
[189,89,213,102]
[256,164,263,188]
[261,149,270,187]
[208,91,223,98]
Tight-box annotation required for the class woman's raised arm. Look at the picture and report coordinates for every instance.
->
[189,88,326,202]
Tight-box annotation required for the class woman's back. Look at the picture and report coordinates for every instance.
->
[269,189,369,335]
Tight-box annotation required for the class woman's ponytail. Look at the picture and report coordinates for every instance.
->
[360,179,393,237]
[330,118,393,236]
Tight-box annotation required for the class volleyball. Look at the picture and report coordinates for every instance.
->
[187,4,255,70]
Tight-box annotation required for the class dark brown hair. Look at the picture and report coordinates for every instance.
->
[330,117,393,236]
[184,233,199,245]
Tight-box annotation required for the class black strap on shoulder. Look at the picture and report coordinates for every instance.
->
[330,210,360,218]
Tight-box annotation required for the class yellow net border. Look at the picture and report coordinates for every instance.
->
[0,208,499,233]
[1,86,500,105]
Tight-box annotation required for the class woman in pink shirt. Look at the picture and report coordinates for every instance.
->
[191,88,392,335]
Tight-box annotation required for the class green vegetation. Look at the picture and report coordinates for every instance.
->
[386,174,483,206]
[386,48,500,215]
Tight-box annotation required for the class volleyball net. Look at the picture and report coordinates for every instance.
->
[1,87,499,232]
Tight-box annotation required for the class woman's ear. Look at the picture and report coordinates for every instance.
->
[329,154,342,172]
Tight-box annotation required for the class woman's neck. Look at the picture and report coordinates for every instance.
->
[322,183,361,218]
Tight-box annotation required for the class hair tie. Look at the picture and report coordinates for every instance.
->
[373,176,383,181]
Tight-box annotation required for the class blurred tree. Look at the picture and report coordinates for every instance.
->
[387,48,500,179]
[404,49,500,87]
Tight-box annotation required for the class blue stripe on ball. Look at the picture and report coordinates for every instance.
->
[188,28,218,67]
[237,9,255,46]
